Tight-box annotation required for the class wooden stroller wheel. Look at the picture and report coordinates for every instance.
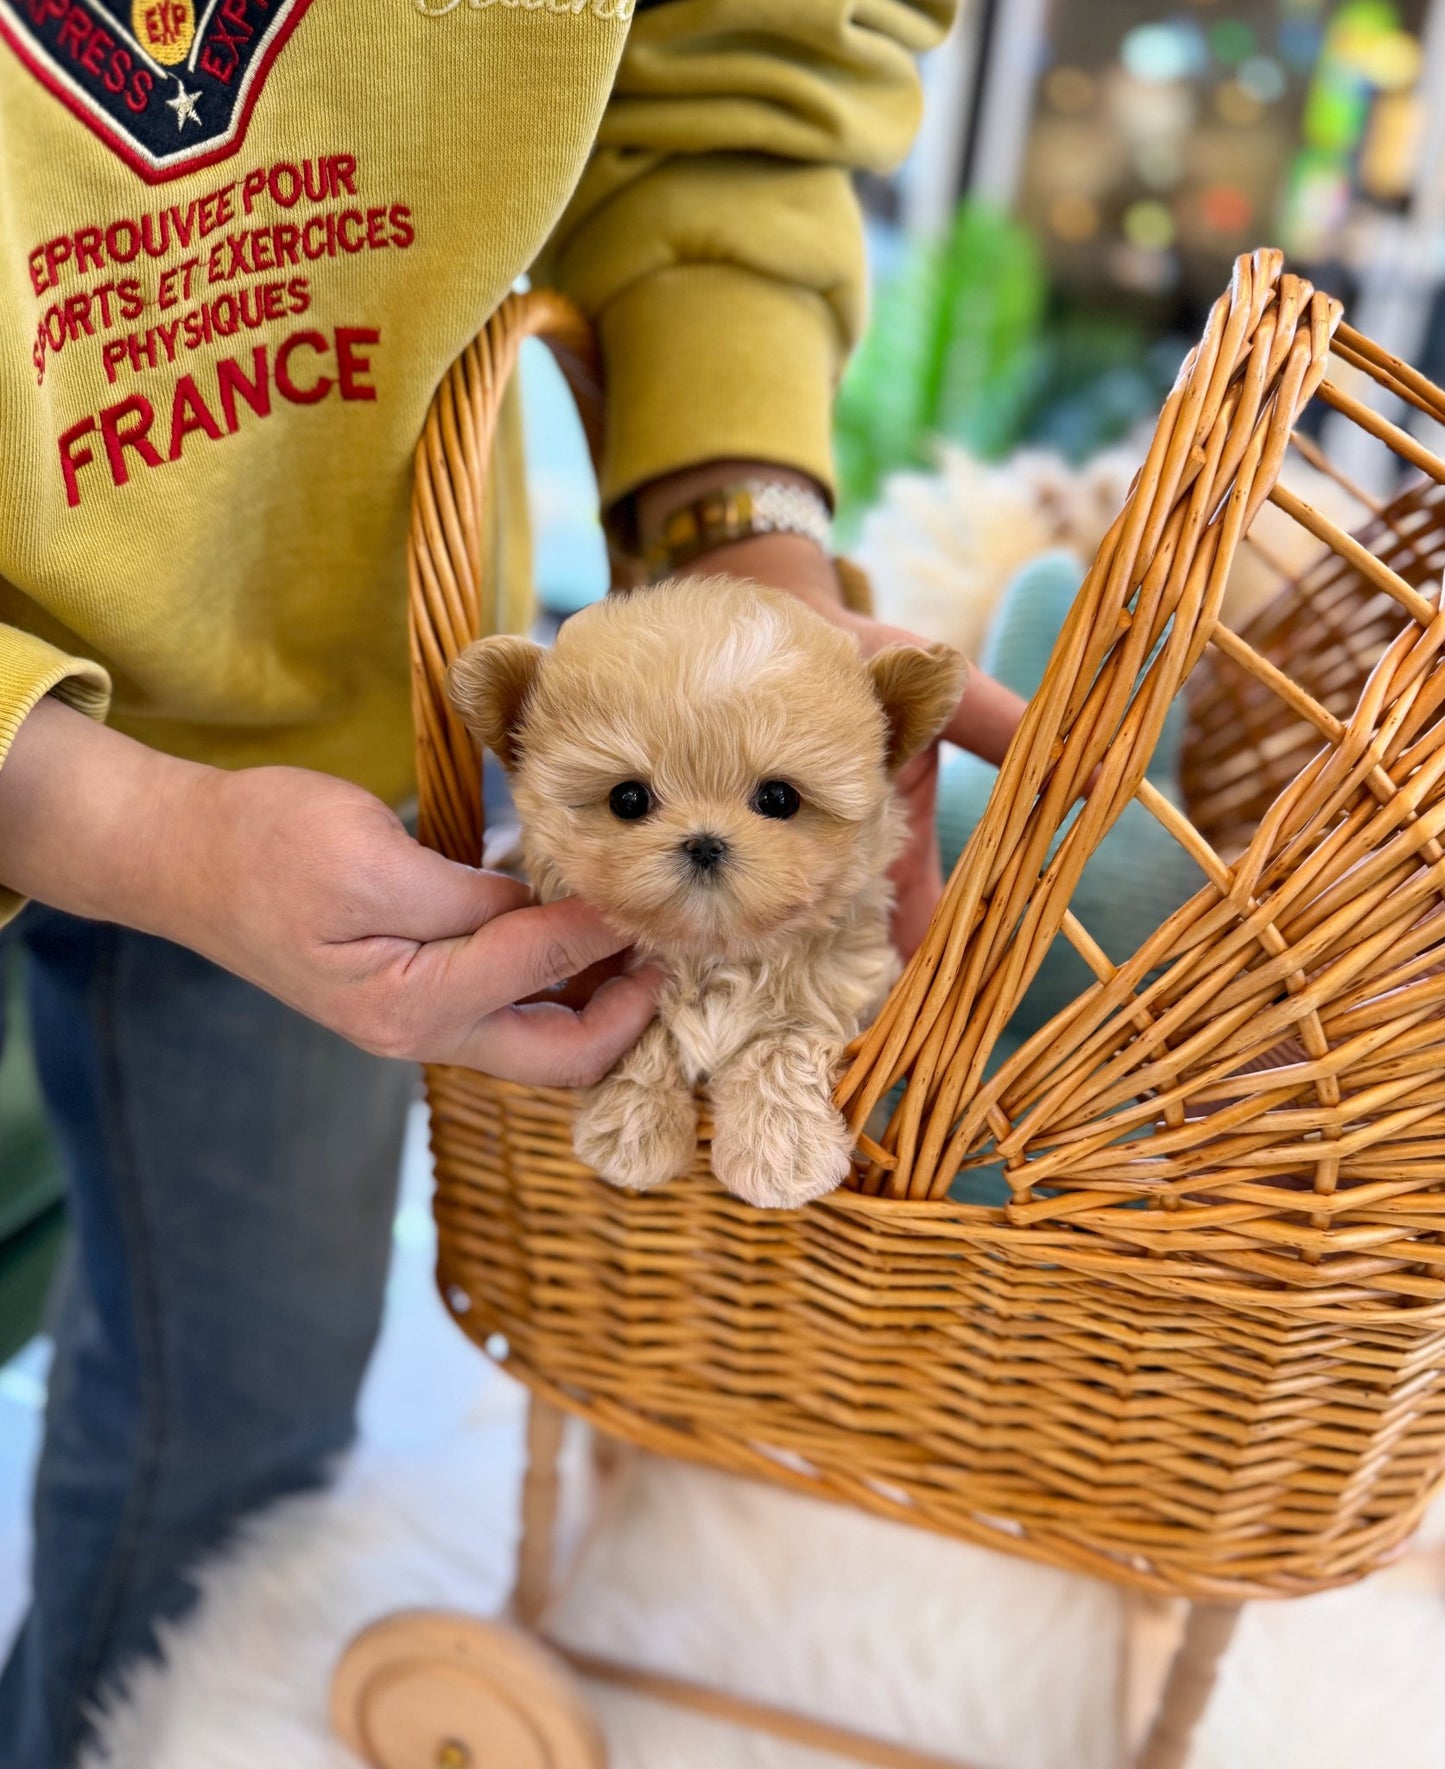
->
[331,1610,605,1769]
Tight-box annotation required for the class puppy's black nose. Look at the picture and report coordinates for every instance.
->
[682,833,728,873]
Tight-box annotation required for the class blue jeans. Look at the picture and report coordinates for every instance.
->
[0,908,414,1768]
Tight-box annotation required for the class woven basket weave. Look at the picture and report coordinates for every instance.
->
[413,251,1445,1602]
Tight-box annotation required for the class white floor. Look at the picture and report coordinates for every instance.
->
[0,1333,48,1650]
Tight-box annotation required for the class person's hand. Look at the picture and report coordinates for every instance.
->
[0,697,660,1084]
[698,536,1024,958]
[836,598,1026,958]
[697,536,1028,957]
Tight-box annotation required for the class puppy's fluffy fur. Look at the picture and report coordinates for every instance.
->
[448,577,965,1208]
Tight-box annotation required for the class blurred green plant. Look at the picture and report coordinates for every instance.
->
[833,202,1181,542]
[834,204,1045,525]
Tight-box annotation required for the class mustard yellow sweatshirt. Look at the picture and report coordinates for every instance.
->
[0,0,952,822]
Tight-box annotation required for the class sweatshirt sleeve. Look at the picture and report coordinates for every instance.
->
[0,624,111,770]
[533,0,956,515]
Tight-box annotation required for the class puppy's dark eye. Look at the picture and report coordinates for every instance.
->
[752,780,800,821]
[609,781,653,821]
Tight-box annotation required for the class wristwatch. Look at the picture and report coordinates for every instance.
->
[639,478,832,581]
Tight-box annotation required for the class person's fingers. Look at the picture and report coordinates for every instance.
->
[894,747,935,802]
[835,608,1028,770]
[520,950,634,1009]
[455,967,665,1086]
[891,841,943,958]
[426,894,640,1013]
[829,605,919,657]
[941,669,1028,766]
[889,750,943,960]
[361,829,535,943]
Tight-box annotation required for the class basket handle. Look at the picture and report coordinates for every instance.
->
[837,250,1344,1194]
[409,290,606,864]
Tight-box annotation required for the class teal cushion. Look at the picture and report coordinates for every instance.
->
[927,549,1207,1205]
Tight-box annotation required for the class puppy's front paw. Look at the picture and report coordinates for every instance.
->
[713,1111,852,1210]
[710,1039,853,1210]
[575,1074,698,1192]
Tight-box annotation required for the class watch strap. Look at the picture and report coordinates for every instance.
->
[639,479,832,580]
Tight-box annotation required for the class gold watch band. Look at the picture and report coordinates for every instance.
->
[639,479,832,580]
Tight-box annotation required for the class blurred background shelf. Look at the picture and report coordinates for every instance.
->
[524,0,1445,618]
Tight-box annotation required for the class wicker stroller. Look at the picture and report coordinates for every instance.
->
[331,250,1445,1769]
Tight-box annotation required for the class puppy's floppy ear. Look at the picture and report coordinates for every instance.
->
[867,643,969,773]
[447,635,545,771]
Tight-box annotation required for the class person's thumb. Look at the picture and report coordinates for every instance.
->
[455,963,665,1086]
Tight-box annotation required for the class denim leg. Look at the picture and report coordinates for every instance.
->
[0,911,414,1768]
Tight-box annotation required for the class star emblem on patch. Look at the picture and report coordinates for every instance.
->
[164,76,202,131]
[0,0,314,183]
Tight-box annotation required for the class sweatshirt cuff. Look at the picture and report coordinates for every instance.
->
[0,629,111,765]
[0,628,112,924]
[596,262,841,518]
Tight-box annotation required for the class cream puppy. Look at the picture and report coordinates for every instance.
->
[448,577,965,1209]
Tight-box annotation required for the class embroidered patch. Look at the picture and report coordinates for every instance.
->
[414,0,634,15]
[0,0,313,184]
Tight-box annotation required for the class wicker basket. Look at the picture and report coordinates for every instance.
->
[412,250,1445,1605]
